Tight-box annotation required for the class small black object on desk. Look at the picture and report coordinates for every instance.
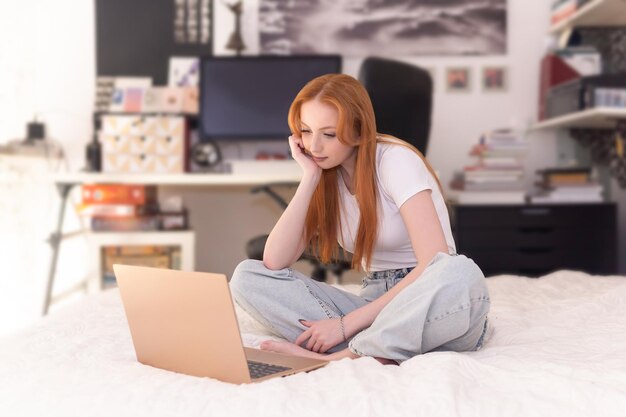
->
[85,114,102,172]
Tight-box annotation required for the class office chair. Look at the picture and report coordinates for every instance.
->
[246,57,434,281]
[358,56,433,154]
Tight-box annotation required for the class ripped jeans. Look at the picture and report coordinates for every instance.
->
[229,252,490,362]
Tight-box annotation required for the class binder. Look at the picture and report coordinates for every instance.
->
[538,53,580,120]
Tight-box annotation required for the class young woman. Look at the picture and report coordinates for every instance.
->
[229,73,490,364]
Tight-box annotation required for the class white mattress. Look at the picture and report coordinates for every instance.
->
[1,270,626,417]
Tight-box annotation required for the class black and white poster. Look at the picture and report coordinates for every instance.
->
[259,0,507,56]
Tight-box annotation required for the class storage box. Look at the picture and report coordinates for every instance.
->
[100,115,188,173]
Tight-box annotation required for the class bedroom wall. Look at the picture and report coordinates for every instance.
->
[0,0,623,334]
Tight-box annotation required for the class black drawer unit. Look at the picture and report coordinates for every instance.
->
[453,203,617,277]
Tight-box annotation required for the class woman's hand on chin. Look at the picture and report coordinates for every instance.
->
[288,135,322,181]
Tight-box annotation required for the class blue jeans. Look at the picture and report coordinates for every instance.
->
[230,252,490,362]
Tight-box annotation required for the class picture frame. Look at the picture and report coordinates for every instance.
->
[482,66,508,92]
[108,77,152,113]
[168,57,200,87]
[445,67,471,93]
[258,0,508,56]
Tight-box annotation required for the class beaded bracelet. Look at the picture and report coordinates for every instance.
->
[339,315,347,342]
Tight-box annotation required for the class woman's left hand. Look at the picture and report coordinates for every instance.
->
[295,318,344,353]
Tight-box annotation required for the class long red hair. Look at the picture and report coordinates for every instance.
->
[288,74,441,271]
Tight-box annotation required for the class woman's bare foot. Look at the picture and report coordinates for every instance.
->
[374,357,399,366]
[259,340,324,360]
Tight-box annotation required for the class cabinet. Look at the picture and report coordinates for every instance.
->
[85,231,195,292]
[453,203,617,277]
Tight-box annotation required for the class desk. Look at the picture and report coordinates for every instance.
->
[46,163,302,315]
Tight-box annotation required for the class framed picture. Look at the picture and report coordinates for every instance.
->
[482,66,508,92]
[168,57,200,87]
[446,67,471,93]
[258,0,508,56]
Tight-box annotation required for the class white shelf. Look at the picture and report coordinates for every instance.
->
[549,0,626,35]
[53,160,302,186]
[85,230,195,292]
[530,107,626,130]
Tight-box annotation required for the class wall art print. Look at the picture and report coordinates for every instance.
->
[259,0,507,56]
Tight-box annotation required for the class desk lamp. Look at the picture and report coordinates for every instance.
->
[0,119,62,159]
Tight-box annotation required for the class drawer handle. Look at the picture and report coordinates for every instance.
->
[519,247,553,254]
[519,227,553,234]
[520,208,551,216]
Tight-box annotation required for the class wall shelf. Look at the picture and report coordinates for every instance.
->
[53,161,302,187]
[549,0,626,35]
[530,107,626,130]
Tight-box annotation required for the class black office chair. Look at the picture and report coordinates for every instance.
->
[246,57,434,281]
[359,56,433,154]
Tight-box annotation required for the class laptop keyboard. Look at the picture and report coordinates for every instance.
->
[247,360,292,379]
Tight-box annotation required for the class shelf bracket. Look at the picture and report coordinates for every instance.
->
[570,120,626,188]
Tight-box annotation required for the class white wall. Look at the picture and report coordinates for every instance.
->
[0,0,95,335]
[0,0,94,167]
[0,0,623,334]
[212,0,561,187]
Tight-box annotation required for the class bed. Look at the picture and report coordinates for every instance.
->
[1,270,625,416]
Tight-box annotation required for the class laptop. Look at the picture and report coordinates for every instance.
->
[113,264,328,384]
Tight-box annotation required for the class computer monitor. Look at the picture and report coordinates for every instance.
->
[199,55,342,141]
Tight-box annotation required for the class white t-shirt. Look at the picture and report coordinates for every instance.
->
[337,140,456,272]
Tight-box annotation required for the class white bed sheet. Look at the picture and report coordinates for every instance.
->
[1,270,626,417]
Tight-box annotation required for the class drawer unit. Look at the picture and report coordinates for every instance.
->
[453,204,617,277]
[100,115,188,173]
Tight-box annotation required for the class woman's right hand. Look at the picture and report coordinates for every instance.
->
[288,135,322,180]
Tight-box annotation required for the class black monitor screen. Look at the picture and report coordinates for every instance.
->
[199,55,341,140]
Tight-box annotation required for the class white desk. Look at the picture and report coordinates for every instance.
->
[54,173,301,186]
[45,162,302,315]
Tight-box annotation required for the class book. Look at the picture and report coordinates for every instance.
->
[464,168,525,177]
[479,130,526,145]
[537,167,591,183]
[91,216,161,231]
[479,157,524,169]
[548,181,602,191]
[550,0,583,25]
[463,182,525,192]
[77,203,158,218]
[453,191,527,205]
[530,193,603,204]
[470,144,528,157]
[81,184,157,205]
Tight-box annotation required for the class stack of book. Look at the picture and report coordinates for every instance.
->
[530,167,604,204]
[450,130,528,205]
[550,0,588,26]
[77,184,187,231]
